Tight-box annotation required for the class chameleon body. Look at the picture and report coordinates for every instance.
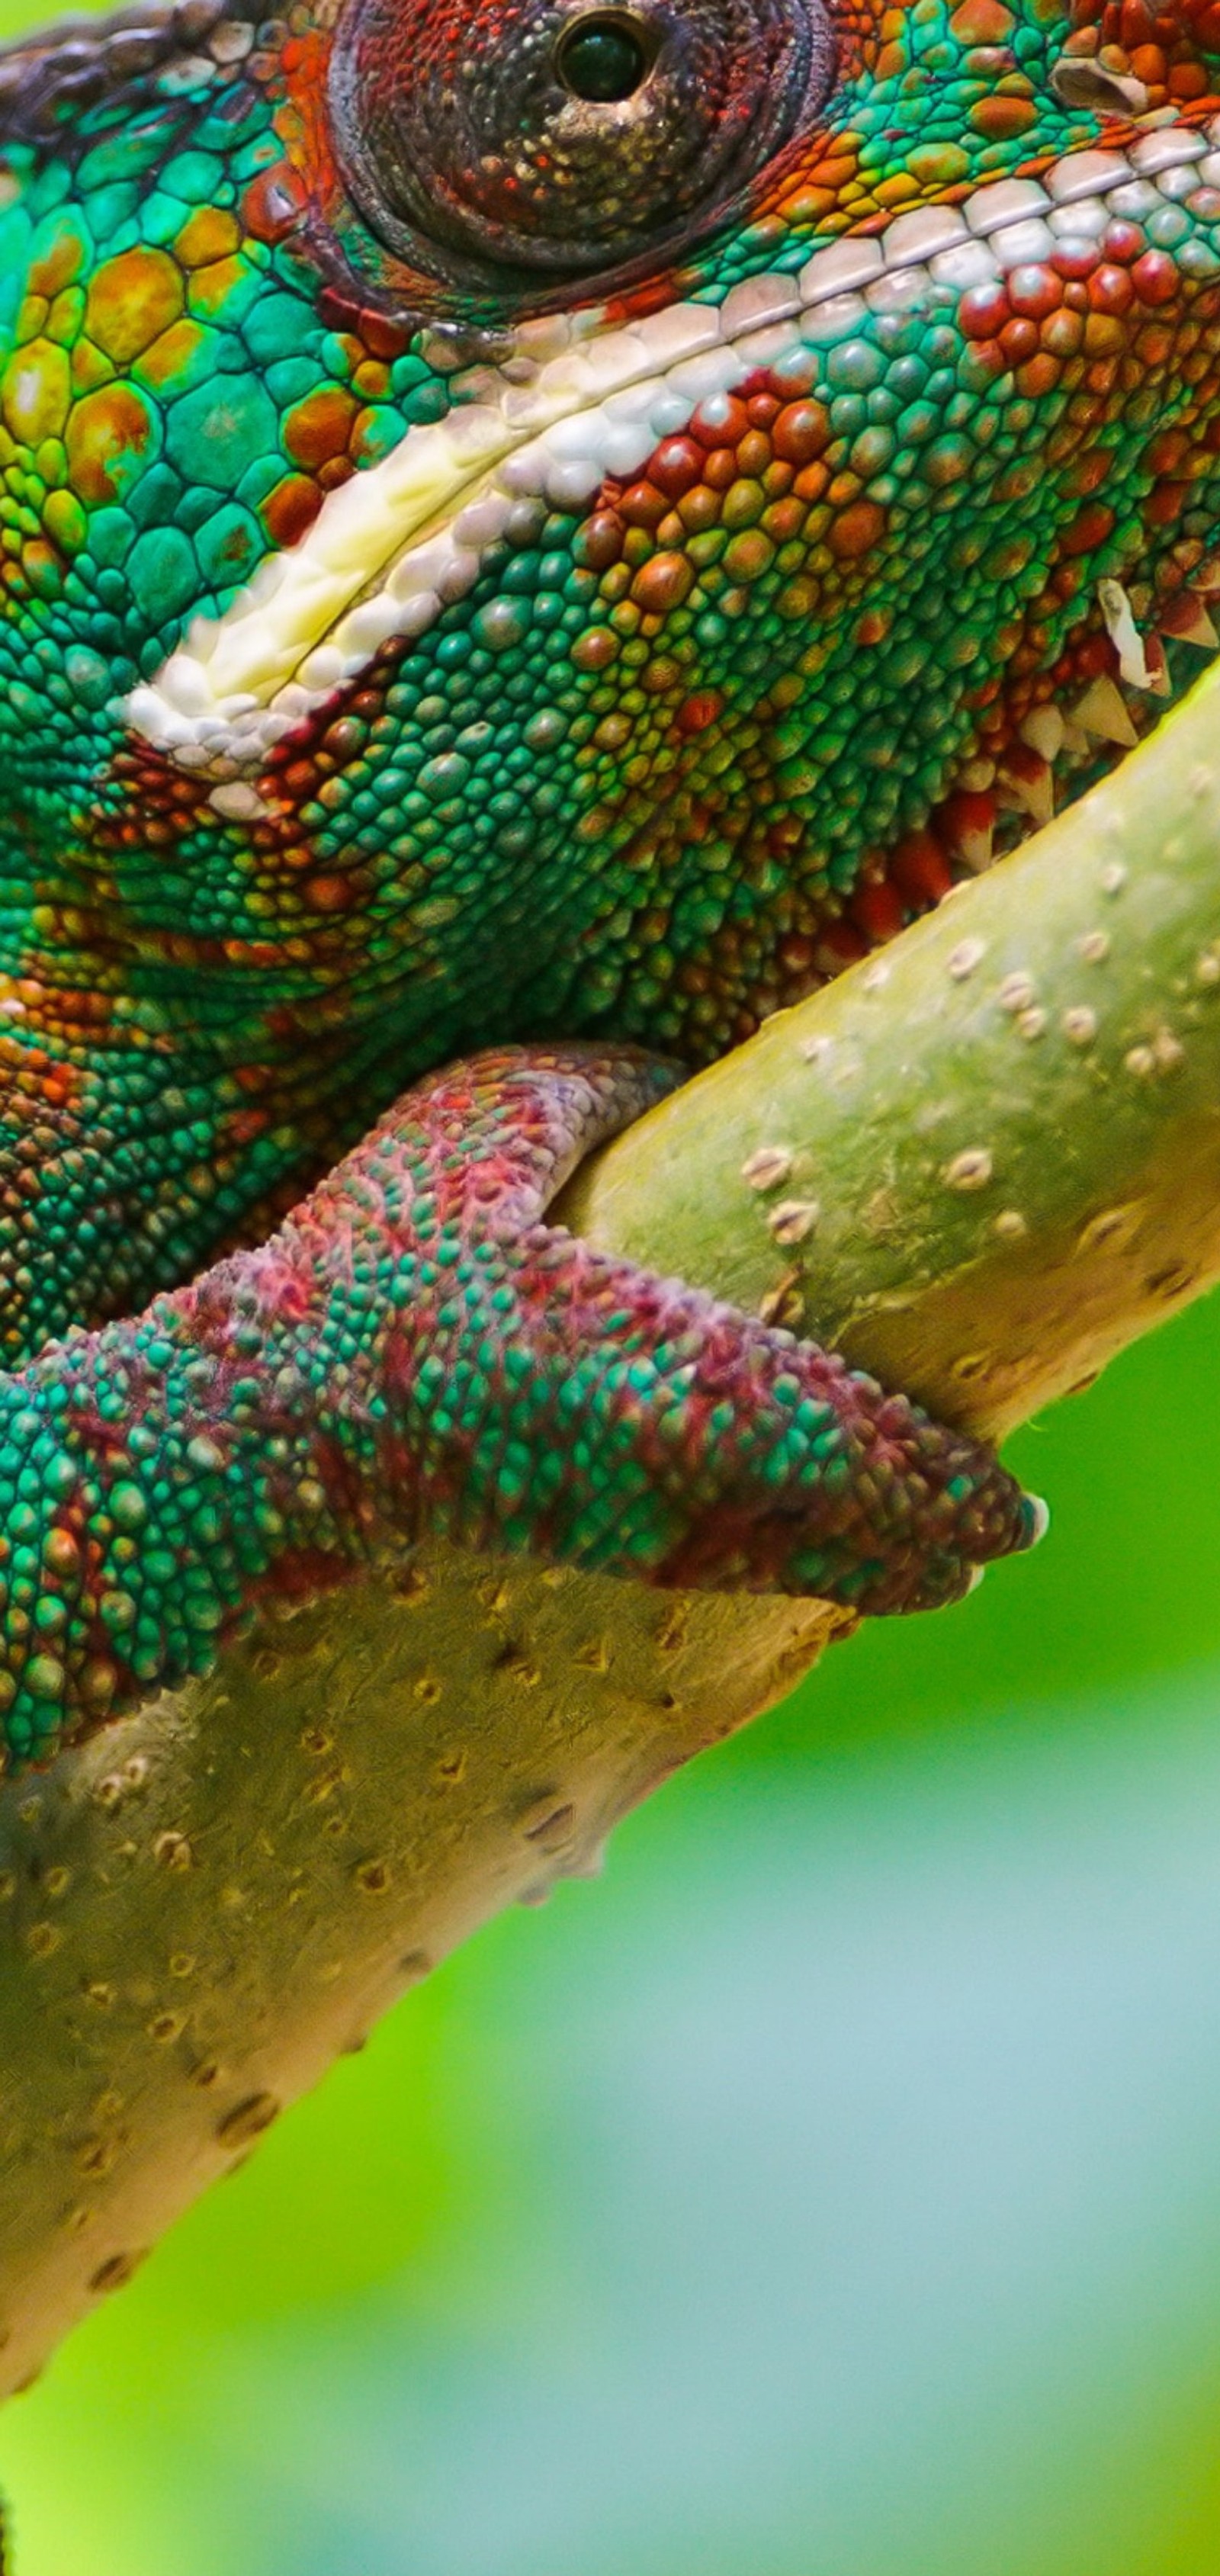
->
[0,0,1216,1762]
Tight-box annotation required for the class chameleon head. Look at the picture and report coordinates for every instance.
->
[0,0,1218,1094]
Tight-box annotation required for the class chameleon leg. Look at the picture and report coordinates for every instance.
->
[0,1043,1040,1767]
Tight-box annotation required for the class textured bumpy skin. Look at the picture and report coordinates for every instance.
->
[0,0,1218,1759]
[0,1046,1032,1752]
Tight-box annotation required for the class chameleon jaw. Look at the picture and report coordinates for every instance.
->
[124,120,1220,786]
[829,565,1220,963]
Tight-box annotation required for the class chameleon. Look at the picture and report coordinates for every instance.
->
[0,0,1215,1771]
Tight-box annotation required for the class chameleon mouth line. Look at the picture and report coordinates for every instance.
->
[125,115,1220,790]
[779,535,1218,980]
[906,567,1220,896]
[827,563,1220,978]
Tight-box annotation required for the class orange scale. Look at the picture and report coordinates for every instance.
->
[955,225,1006,310]
[284,387,359,472]
[620,480,669,529]
[949,0,1016,37]
[1089,263,1136,314]
[1083,355,1121,394]
[676,486,721,533]
[1083,310,1126,356]
[997,740,1045,794]
[1052,247,1101,293]
[1000,316,1040,364]
[1072,629,1116,684]
[262,475,323,548]
[650,437,702,497]
[772,399,830,464]
[1132,251,1181,306]
[828,499,887,560]
[805,152,859,196]
[1147,478,1190,523]
[826,467,862,509]
[965,335,1009,382]
[704,448,740,492]
[576,510,625,570]
[1147,426,1191,472]
[849,879,905,943]
[936,788,993,870]
[890,825,955,906]
[690,396,749,450]
[1127,43,1168,92]
[762,496,804,543]
[737,429,773,477]
[775,185,837,226]
[1008,267,1062,321]
[970,93,1038,137]
[814,923,868,976]
[1041,309,1084,359]
[1013,350,1060,393]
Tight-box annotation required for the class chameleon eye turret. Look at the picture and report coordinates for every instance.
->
[328,0,836,280]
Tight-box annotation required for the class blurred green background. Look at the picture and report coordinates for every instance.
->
[8,9,1220,2560]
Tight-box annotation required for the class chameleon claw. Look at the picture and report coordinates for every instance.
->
[968,1489,1046,1585]
[966,1489,1046,1589]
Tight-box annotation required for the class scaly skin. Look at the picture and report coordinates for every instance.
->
[1,0,1218,1761]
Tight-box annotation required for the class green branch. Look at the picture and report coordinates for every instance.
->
[561,654,1220,1443]
[2,658,1219,2395]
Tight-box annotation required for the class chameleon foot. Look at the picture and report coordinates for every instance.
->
[0,1044,1041,1767]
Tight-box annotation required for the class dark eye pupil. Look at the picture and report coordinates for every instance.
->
[557,14,650,101]
[332,0,836,282]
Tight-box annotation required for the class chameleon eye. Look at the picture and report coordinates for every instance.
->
[556,11,654,102]
[328,0,835,284]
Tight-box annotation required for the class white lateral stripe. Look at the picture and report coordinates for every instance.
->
[127,139,1219,774]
